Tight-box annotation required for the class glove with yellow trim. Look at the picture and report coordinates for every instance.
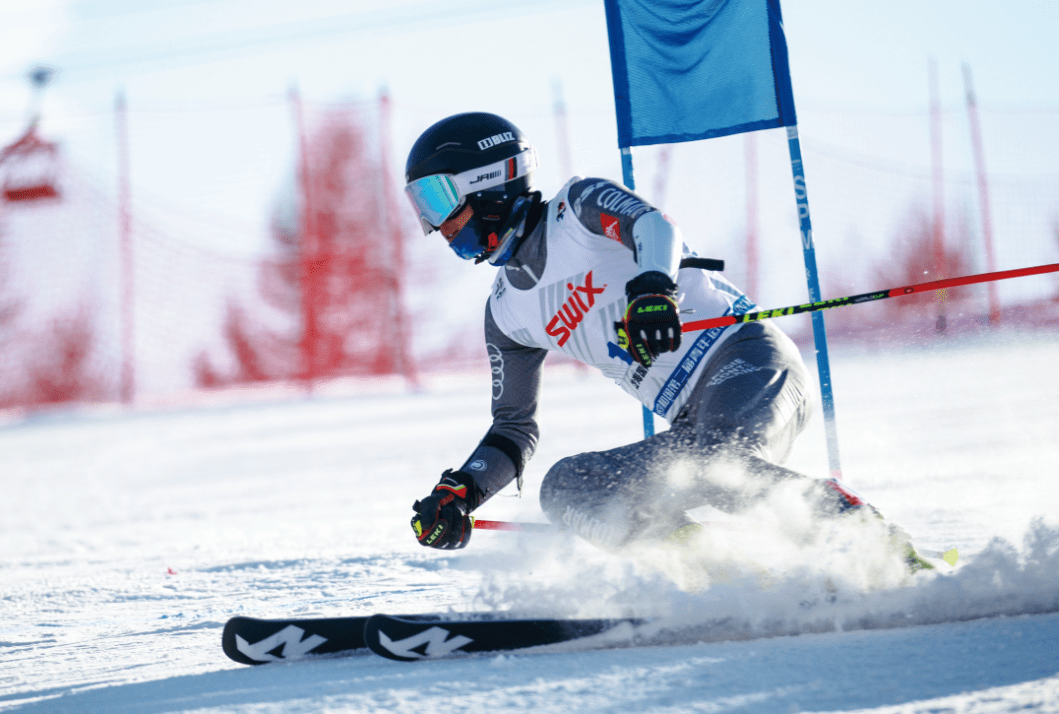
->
[618,271,682,367]
[410,469,480,549]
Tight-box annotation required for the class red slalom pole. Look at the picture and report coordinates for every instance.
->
[683,263,1059,334]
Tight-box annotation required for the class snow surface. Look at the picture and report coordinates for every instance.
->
[2,329,1059,713]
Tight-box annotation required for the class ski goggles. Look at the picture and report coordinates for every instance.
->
[404,145,538,234]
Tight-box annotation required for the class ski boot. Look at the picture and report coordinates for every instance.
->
[820,479,933,578]
[887,522,934,574]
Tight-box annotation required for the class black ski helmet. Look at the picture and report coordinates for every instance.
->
[404,112,538,264]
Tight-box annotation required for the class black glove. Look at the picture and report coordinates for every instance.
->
[411,470,480,549]
[617,271,682,367]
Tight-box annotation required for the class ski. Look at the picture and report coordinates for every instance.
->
[221,613,440,665]
[362,613,643,661]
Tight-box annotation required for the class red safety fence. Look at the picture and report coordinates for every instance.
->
[1,94,1058,413]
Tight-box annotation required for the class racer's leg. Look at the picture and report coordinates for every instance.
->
[539,322,834,547]
[687,320,812,465]
[679,321,867,519]
[538,425,698,548]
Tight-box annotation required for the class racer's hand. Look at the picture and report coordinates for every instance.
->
[619,271,681,367]
[410,470,479,549]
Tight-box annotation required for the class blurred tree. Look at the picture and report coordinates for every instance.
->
[0,233,23,407]
[820,203,979,342]
[871,204,975,325]
[1,302,107,409]
[27,304,107,405]
[197,105,408,387]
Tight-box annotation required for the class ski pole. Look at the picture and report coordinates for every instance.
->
[472,518,958,564]
[683,263,1059,333]
[470,517,746,533]
[470,518,554,533]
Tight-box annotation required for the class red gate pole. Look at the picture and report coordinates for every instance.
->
[552,78,574,184]
[744,132,759,301]
[963,63,1001,325]
[929,57,947,333]
[652,145,671,207]
[377,88,419,388]
[115,91,135,404]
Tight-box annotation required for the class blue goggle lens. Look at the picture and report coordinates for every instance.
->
[405,174,460,230]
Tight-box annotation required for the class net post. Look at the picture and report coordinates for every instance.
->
[115,90,135,405]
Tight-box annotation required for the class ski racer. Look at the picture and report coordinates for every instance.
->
[404,112,931,572]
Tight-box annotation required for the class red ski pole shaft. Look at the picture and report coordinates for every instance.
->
[683,263,1059,333]
[473,519,955,563]
[471,518,746,533]
[470,518,555,533]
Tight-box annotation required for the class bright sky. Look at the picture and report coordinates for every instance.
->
[1,0,1057,265]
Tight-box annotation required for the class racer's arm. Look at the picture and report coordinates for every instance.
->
[569,178,684,365]
[409,302,546,549]
[456,300,546,505]
[567,178,682,280]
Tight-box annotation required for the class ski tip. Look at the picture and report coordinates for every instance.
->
[222,617,269,666]
[221,615,366,665]
[223,613,445,665]
[363,614,424,662]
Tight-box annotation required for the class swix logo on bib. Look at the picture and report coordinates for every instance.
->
[545,271,606,347]
[477,132,515,150]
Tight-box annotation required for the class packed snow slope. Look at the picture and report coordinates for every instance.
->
[2,329,1058,713]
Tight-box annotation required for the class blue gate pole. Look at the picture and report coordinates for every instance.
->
[786,125,842,479]
[619,146,656,438]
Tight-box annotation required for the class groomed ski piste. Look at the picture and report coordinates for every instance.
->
[2,329,1058,713]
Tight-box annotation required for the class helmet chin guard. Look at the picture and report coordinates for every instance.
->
[438,192,538,265]
[481,193,537,266]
